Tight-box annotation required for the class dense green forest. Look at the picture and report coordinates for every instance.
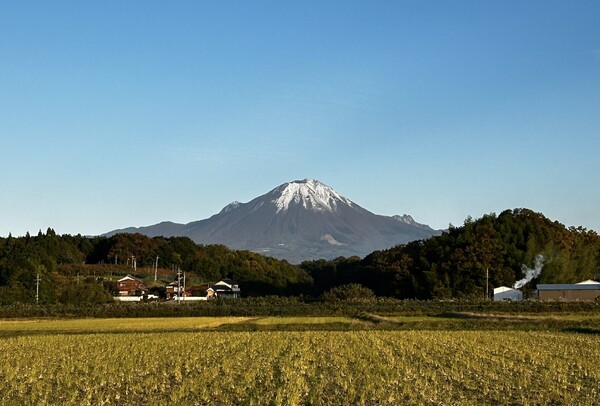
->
[1,208,599,304]
[301,209,600,299]
[0,231,312,305]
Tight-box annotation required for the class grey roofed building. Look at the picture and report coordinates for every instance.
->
[537,281,600,301]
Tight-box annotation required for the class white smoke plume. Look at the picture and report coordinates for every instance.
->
[514,254,545,289]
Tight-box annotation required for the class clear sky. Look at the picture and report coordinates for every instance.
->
[1,0,599,237]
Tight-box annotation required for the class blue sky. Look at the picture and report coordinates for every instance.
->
[1,0,599,236]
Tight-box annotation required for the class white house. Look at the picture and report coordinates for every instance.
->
[206,279,241,299]
[493,286,523,301]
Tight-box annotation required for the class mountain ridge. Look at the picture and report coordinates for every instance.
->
[106,179,442,263]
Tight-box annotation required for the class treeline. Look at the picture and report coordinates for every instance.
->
[1,209,599,305]
[0,231,312,305]
[88,234,312,296]
[301,209,600,299]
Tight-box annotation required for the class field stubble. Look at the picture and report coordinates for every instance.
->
[0,316,599,405]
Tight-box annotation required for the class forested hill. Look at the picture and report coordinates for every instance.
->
[1,209,599,304]
[301,209,600,299]
[0,231,312,304]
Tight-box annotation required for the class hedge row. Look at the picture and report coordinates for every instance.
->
[0,298,597,319]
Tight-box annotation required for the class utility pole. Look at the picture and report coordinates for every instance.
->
[132,255,136,273]
[177,267,181,304]
[486,268,489,300]
[154,256,159,281]
[35,274,40,304]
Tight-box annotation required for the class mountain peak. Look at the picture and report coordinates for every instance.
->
[220,201,241,214]
[393,214,416,224]
[105,178,441,263]
[393,214,434,231]
[273,179,353,213]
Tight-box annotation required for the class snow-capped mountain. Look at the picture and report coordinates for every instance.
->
[272,178,354,213]
[106,179,441,263]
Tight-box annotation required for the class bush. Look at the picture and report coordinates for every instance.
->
[59,279,114,305]
[323,284,375,302]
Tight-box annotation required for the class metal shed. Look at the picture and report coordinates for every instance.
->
[493,286,523,301]
[537,281,600,301]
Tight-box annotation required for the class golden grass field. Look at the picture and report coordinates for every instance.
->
[0,316,599,405]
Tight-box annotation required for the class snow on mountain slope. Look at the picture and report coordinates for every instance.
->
[273,179,354,213]
[220,201,241,214]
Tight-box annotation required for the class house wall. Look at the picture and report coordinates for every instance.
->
[217,291,240,299]
[179,296,207,301]
[113,296,143,302]
[493,290,522,301]
[117,280,145,296]
[539,290,600,301]
[166,285,182,299]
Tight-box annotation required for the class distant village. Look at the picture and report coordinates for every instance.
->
[112,273,600,303]
[114,275,240,302]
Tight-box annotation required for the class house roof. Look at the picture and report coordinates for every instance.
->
[211,285,240,292]
[117,275,142,283]
[215,278,238,286]
[211,279,239,290]
[575,279,600,285]
[537,283,600,291]
[493,286,519,294]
